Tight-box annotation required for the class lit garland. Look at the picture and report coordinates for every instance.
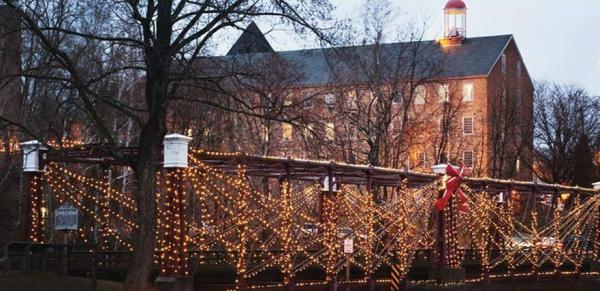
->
[159,168,190,277]
[23,146,600,288]
[27,174,45,242]
[321,187,339,282]
[44,166,133,250]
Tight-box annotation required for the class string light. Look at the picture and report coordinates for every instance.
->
[19,146,600,289]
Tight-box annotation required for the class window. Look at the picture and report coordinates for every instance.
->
[437,84,449,103]
[516,60,522,79]
[360,90,374,100]
[439,118,446,132]
[324,93,336,107]
[303,98,314,108]
[418,152,427,166]
[304,124,314,139]
[325,123,335,141]
[348,90,358,109]
[501,54,507,74]
[462,83,474,102]
[516,89,522,105]
[349,126,358,140]
[463,117,473,134]
[263,126,270,142]
[203,128,211,137]
[392,94,402,104]
[415,85,426,105]
[463,151,474,167]
[516,157,521,172]
[282,123,293,140]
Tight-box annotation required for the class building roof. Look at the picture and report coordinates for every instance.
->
[221,31,514,87]
[445,0,467,10]
[227,21,274,55]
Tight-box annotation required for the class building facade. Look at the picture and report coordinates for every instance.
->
[212,0,534,179]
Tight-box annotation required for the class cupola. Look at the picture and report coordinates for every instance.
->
[441,0,467,46]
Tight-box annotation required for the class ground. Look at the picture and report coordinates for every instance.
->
[0,272,123,291]
[2,274,600,290]
[411,278,600,291]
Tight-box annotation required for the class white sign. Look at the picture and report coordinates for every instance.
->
[344,238,354,254]
[55,204,78,230]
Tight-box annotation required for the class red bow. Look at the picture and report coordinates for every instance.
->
[434,164,468,211]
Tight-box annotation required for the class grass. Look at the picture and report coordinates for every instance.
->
[0,272,123,291]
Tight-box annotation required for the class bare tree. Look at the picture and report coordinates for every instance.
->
[312,0,443,168]
[487,82,534,179]
[533,81,600,185]
[1,1,336,289]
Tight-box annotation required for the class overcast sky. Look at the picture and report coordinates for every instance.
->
[216,0,600,95]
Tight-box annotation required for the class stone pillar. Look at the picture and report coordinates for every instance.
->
[20,140,47,242]
[156,134,193,291]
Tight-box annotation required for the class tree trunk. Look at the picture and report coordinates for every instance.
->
[123,104,167,290]
[123,1,172,289]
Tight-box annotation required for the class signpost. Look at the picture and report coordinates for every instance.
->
[55,204,78,276]
[344,238,353,291]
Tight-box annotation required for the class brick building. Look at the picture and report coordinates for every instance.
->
[217,0,534,179]
[0,1,533,180]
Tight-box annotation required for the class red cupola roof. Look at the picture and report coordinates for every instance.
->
[444,0,467,10]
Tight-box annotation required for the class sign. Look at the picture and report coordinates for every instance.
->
[343,238,354,254]
[55,204,78,230]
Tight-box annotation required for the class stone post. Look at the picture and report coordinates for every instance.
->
[156,134,193,291]
[20,140,47,242]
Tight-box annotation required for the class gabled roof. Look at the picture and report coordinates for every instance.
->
[222,33,514,87]
[227,22,274,55]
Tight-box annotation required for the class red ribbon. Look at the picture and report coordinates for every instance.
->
[434,164,468,211]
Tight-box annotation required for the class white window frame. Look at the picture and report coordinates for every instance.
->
[516,89,522,106]
[304,124,314,139]
[437,84,449,103]
[414,85,426,105]
[282,123,293,140]
[347,90,358,109]
[263,126,270,142]
[303,98,314,109]
[463,150,474,168]
[463,117,474,135]
[516,60,522,79]
[324,93,336,107]
[418,152,427,166]
[462,83,474,102]
[325,122,335,141]
[501,54,507,74]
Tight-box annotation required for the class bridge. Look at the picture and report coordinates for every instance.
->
[6,134,600,290]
